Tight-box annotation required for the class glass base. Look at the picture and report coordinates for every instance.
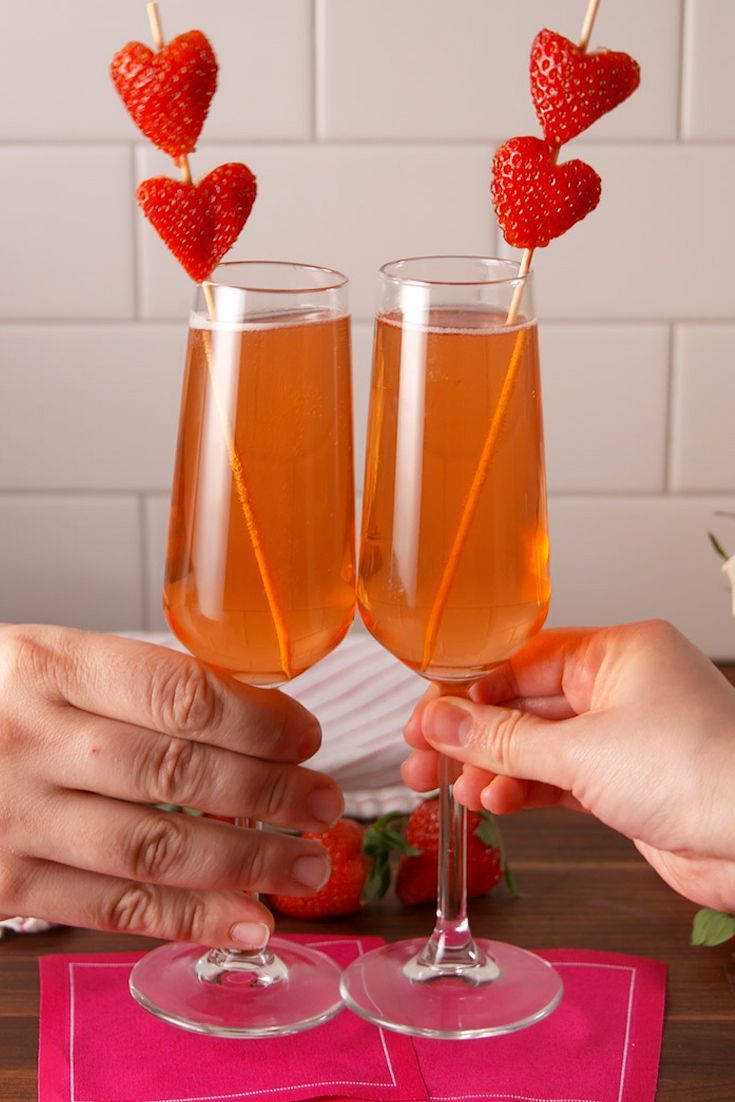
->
[129,937,344,1038]
[340,937,563,1039]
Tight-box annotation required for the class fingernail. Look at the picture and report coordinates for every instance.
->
[308,786,344,826]
[230,921,270,949]
[292,854,331,890]
[424,701,473,746]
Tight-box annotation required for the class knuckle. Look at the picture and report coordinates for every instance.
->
[0,853,29,912]
[238,835,270,893]
[261,765,293,822]
[150,734,202,805]
[150,656,221,737]
[485,709,524,773]
[127,813,189,882]
[0,627,52,693]
[174,895,209,944]
[105,882,160,935]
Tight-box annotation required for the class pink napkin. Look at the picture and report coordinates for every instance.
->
[39,937,666,1102]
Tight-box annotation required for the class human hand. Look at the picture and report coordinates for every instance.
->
[0,625,343,947]
[402,621,735,912]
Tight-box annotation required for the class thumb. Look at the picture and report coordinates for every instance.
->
[422,696,574,789]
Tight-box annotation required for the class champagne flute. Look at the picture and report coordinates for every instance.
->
[129,261,355,1037]
[340,256,563,1038]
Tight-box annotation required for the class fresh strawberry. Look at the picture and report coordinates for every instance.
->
[137,162,257,282]
[491,136,601,249]
[110,30,217,158]
[269,819,374,919]
[530,28,640,147]
[395,796,510,906]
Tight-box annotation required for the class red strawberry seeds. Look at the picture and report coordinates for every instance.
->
[395,797,504,907]
[491,136,601,250]
[137,162,257,283]
[269,819,373,919]
[530,28,640,147]
[111,30,217,158]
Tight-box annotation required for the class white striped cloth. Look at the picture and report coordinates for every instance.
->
[128,624,426,818]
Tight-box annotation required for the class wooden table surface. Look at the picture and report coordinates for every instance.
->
[2,668,735,1100]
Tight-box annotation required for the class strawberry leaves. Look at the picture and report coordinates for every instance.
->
[691,908,735,947]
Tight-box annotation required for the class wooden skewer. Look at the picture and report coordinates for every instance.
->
[420,0,602,673]
[146,2,292,679]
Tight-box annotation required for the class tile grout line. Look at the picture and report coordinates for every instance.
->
[138,492,149,631]
[129,142,141,321]
[309,0,319,142]
[663,322,677,492]
[312,0,325,142]
[3,137,735,149]
[676,0,690,141]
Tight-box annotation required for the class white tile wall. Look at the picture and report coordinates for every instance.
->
[318,0,680,141]
[0,147,136,320]
[0,1,312,142]
[1,1,734,659]
[540,323,669,492]
[0,496,142,630]
[502,145,735,320]
[682,0,735,140]
[670,325,735,492]
[136,143,495,320]
[0,325,184,490]
[546,496,735,659]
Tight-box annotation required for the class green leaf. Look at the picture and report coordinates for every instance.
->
[361,855,391,903]
[363,812,419,858]
[503,860,519,898]
[708,531,730,561]
[690,907,735,947]
[473,810,518,897]
[473,810,499,848]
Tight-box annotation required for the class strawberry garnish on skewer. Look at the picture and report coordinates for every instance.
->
[530,28,640,147]
[491,136,600,250]
[491,0,640,322]
[137,163,257,283]
[111,3,258,290]
[111,30,217,159]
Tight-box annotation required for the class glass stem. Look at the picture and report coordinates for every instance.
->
[414,682,485,974]
[197,817,282,981]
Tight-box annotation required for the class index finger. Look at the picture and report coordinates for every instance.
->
[471,627,608,715]
[11,625,321,763]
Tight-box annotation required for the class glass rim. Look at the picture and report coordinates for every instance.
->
[379,255,528,289]
[203,259,349,295]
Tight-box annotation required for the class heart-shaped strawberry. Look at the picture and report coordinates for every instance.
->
[491,136,601,249]
[137,163,257,282]
[111,30,217,158]
[530,28,640,146]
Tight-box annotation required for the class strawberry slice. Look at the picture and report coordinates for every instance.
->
[111,30,217,158]
[137,162,257,283]
[530,28,640,146]
[491,136,601,250]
